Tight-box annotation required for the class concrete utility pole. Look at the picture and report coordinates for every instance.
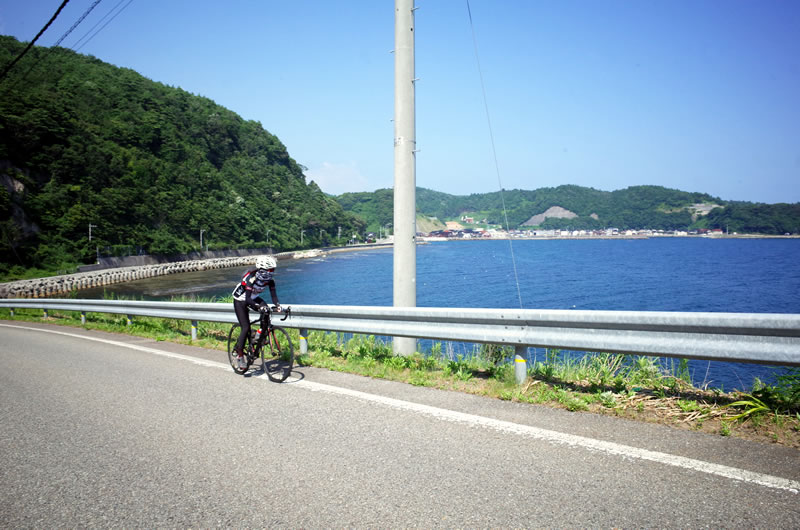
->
[393,0,417,355]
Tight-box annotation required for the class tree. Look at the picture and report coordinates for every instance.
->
[0,35,365,272]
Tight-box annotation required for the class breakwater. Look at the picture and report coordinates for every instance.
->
[0,243,395,299]
[0,254,291,299]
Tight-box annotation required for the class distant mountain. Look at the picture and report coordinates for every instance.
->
[0,36,365,274]
[336,185,800,235]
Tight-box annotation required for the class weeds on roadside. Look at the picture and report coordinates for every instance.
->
[725,372,800,426]
[728,393,771,422]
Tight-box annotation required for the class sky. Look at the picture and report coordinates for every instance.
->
[1,0,798,203]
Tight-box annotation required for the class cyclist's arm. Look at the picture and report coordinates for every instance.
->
[244,289,263,311]
[266,279,280,310]
[247,280,280,311]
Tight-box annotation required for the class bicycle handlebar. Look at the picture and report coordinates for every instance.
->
[258,305,291,321]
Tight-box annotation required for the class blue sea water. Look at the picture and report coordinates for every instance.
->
[82,238,800,391]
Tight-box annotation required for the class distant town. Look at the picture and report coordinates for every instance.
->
[406,219,796,241]
[362,221,796,244]
[420,227,735,241]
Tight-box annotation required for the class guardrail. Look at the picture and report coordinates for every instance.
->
[2,299,799,375]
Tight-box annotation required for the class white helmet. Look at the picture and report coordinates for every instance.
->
[256,255,277,270]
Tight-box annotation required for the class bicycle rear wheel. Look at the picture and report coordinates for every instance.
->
[262,327,295,382]
[227,323,253,375]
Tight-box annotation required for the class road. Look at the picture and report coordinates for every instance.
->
[1,321,798,527]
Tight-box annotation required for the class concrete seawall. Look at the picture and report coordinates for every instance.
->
[0,243,395,299]
[0,254,293,299]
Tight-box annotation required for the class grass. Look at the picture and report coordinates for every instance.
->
[0,263,81,283]
[2,301,799,449]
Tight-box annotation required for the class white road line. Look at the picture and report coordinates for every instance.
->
[3,322,798,494]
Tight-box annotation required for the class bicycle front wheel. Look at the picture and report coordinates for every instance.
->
[262,327,295,382]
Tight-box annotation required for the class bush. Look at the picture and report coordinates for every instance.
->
[479,343,514,366]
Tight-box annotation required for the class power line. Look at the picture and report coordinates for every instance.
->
[54,0,104,47]
[73,0,134,52]
[1,0,134,94]
[0,0,71,83]
[465,0,524,309]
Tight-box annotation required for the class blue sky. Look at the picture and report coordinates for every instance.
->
[1,0,798,203]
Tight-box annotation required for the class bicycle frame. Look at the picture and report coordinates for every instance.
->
[229,305,294,380]
[250,307,290,357]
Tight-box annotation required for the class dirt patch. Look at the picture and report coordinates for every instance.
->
[523,206,578,226]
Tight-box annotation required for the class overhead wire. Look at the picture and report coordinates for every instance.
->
[54,0,104,47]
[72,0,134,52]
[0,0,71,83]
[465,0,524,309]
[1,0,134,94]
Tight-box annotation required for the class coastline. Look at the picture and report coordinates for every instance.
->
[1,235,796,298]
[420,234,800,242]
[0,243,395,299]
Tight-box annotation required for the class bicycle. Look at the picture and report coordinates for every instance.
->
[227,305,295,382]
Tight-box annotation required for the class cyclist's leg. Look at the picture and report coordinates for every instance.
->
[227,323,252,374]
[233,300,250,352]
[232,300,251,370]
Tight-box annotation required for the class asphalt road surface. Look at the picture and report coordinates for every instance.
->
[1,321,799,527]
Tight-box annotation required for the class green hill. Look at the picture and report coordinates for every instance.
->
[338,185,800,235]
[0,36,365,276]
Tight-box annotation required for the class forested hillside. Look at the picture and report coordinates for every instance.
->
[338,185,800,235]
[0,36,364,276]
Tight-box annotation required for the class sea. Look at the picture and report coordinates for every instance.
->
[79,237,800,391]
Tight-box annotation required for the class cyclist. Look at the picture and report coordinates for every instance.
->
[232,255,282,370]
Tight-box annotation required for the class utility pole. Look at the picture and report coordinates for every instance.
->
[88,224,97,242]
[393,0,417,355]
[300,229,305,246]
[200,229,205,251]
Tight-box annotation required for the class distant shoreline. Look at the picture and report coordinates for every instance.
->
[2,236,797,298]
[419,234,800,241]
[0,244,394,299]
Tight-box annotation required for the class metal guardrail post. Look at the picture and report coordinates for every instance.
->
[191,320,198,341]
[514,345,527,385]
[299,328,308,355]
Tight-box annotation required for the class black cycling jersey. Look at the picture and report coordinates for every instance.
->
[232,267,280,355]
[232,267,279,309]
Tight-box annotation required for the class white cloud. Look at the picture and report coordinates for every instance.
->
[305,162,371,195]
